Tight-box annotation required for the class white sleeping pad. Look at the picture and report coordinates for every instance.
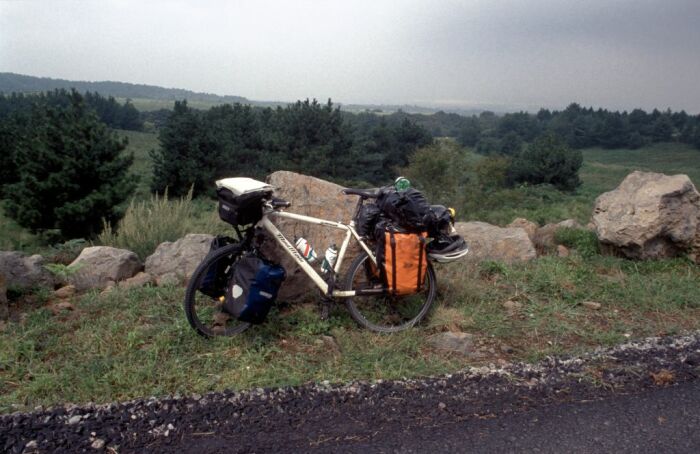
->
[216,177,274,196]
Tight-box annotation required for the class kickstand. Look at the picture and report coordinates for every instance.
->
[318,296,333,321]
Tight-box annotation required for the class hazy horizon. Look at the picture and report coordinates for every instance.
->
[2,0,699,113]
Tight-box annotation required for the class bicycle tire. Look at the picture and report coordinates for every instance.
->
[184,242,251,338]
[343,250,437,333]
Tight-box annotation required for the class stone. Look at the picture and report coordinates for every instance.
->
[592,171,700,261]
[581,301,602,310]
[506,218,538,242]
[145,234,214,286]
[557,245,570,258]
[119,272,153,290]
[500,344,515,354]
[0,273,8,321]
[264,171,363,300]
[454,222,536,264]
[91,438,105,450]
[318,335,341,354]
[55,301,75,311]
[427,332,476,356]
[533,219,582,254]
[54,285,76,300]
[69,247,142,291]
[67,414,82,425]
[0,251,54,291]
[100,281,116,296]
[503,300,523,315]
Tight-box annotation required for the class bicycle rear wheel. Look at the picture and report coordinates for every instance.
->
[343,251,437,333]
[184,242,251,338]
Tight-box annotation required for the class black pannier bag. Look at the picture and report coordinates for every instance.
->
[427,205,453,238]
[354,203,381,237]
[198,235,236,299]
[217,187,271,226]
[376,187,434,232]
[223,254,286,324]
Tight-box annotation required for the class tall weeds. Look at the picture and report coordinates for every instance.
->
[99,187,197,259]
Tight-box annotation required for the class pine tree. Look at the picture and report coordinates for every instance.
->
[4,90,135,239]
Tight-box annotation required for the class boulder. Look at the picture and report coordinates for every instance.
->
[592,171,700,261]
[145,234,214,286]
[69,247,142,291]
[507,218,538,242]
[0,273,8,320]
[454,222,536,264]
[533,219,582,254]
[0,251,54,290]
[264,171,362,300]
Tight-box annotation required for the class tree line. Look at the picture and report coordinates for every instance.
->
[380,104,700,154]
[150,99,433,197]
[0,89,143,131]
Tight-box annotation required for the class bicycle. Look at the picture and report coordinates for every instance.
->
[184,178,463,337]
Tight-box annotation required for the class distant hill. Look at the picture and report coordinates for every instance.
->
[0,72,249,105]
[0,72,496,115]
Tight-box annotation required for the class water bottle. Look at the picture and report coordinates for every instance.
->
[321,244,338,274]
[394,176,411,191]
[295,237,317,263]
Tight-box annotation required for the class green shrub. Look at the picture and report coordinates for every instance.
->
[507,133,583,191]
[401,141,471,205]
[98,187,198,259]
[555,227,600,258]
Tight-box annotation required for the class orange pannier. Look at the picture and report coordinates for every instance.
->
[382,229,428,295]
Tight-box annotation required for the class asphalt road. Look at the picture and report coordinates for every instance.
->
[333,379,700,454]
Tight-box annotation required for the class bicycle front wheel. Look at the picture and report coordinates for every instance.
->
[343,251,437,333]
[184,242,251,338]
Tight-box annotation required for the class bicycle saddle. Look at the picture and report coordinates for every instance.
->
[342,188,378,199]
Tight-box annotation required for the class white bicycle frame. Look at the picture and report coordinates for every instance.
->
[258,207,377,298]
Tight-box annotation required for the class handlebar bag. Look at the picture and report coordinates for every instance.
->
[223,254,286,324]
[375,222,428,295]
[217,187,269,226]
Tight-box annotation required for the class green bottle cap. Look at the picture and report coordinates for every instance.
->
[394,176,411,191]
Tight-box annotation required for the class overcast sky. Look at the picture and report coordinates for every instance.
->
[1,0,699,112]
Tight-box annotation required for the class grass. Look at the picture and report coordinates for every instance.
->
[1,252,698,413]
[0,205,42,252]
[116,129,159,199]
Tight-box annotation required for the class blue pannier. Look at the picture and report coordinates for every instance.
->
[223,255,286,324]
